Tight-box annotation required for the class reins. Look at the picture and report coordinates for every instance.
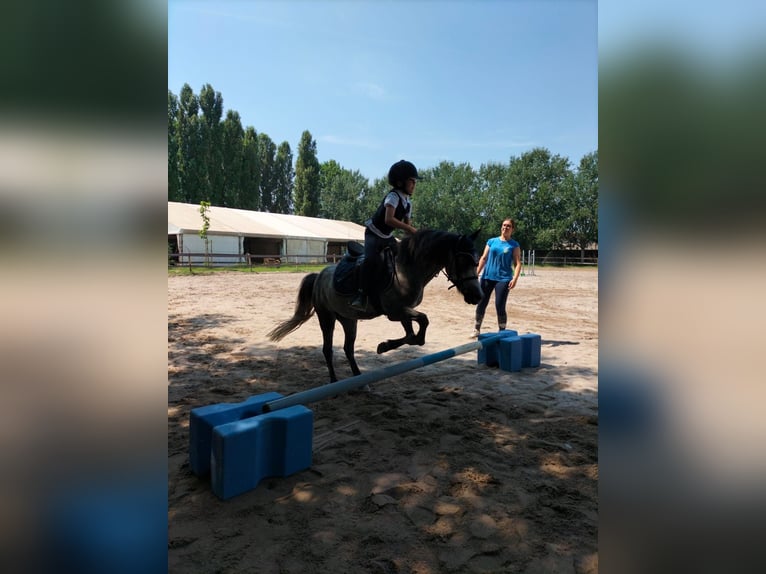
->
[443,250,479,290]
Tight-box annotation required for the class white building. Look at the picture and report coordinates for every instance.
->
[168,202,365,266]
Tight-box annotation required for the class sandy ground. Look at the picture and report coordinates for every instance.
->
[168,267,598,573]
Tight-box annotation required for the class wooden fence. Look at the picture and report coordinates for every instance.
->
[168,252,348,268]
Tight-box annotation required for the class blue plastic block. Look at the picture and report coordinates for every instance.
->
[189,392,284,476]
[520,333,542,368]
[210,405,314,500]
[477,330,518,366]
[498,336,523,372]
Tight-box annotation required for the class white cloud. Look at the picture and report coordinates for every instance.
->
[352,82,387,100]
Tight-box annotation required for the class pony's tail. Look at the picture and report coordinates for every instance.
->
[267,273,318,341]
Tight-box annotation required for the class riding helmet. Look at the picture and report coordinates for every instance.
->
[388,160,422,187]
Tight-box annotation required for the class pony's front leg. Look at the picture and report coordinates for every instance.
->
[376,312,429,354]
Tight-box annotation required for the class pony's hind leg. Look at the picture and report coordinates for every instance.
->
[337,316,362,377]
[412,313,429,345]
[316,310,339,382]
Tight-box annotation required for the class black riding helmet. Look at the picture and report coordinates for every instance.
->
[388,160,422,187]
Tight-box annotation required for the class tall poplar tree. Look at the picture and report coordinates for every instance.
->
[294,130,321,216]
[273,142,294,214]
[258,133,277,212]
[241,127,261,211]
[198,84,224,204]
[168,90,180,202]
[221,110,244,207]
[177,83,205,203]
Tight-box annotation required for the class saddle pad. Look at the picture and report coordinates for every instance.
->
[332,256,360,295]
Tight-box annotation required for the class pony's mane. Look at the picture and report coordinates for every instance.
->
[398,229,456,267]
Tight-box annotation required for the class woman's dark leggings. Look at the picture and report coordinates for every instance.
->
[474,278,509,329]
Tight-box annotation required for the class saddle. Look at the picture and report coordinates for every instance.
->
[333,241,396,300]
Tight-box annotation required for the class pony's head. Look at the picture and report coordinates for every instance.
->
[445,229,483,304]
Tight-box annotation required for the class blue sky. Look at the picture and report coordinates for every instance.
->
[169,1,597,182]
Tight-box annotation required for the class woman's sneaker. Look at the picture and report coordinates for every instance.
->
[470,328,480,338]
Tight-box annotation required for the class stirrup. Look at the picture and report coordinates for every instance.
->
[350,294,367,309]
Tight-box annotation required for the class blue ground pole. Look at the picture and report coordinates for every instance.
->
[262,333,508,413]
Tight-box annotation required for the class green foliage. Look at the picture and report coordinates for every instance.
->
[199,84,224,204]
[501,148,572,249]
[199,200,211,266]
[175,84,206,204]
[415,161,482,234]
[258,133,277,211]
[564,151,599,252]
[221,110,244,207]
[198,201,211,240]
[273,142,294,213]
[168,90,180,202]
[294,131,321,216]
[241,127,261,211]
[318,160,370,223]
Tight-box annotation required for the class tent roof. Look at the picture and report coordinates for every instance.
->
[168,202,365,241]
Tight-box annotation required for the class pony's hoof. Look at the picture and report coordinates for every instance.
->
[376,342,388,354]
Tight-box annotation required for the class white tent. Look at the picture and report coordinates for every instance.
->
[168,202,365,265]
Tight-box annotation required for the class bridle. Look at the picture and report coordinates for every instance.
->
[443,250,479,291]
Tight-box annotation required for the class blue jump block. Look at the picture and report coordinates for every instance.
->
[520,333,542,368]
[477,330,518,366]
[498,336,523,372]
[189,392,284,476]
[211,405,314,500]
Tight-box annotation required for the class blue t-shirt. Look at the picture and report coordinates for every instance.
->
[482,236,519,281]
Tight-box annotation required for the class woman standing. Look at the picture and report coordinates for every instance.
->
[471,218,522,337]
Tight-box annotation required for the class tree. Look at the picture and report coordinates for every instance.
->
[258,133,277,211]
[240,127,261,211]
[563,151,599,259]
[221,110,244,207]
[413,161,481,233]
[474,162,509,243]
[294,130,321,216]
[168,90,180,202]
[273,142,294,213]
[198,84,224,204]
[176,84,206,203]
[504,148,572,249]
[318,160,371,222]
[199,200,211,266]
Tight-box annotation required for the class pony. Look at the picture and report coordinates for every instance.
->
[267,229,484,382]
